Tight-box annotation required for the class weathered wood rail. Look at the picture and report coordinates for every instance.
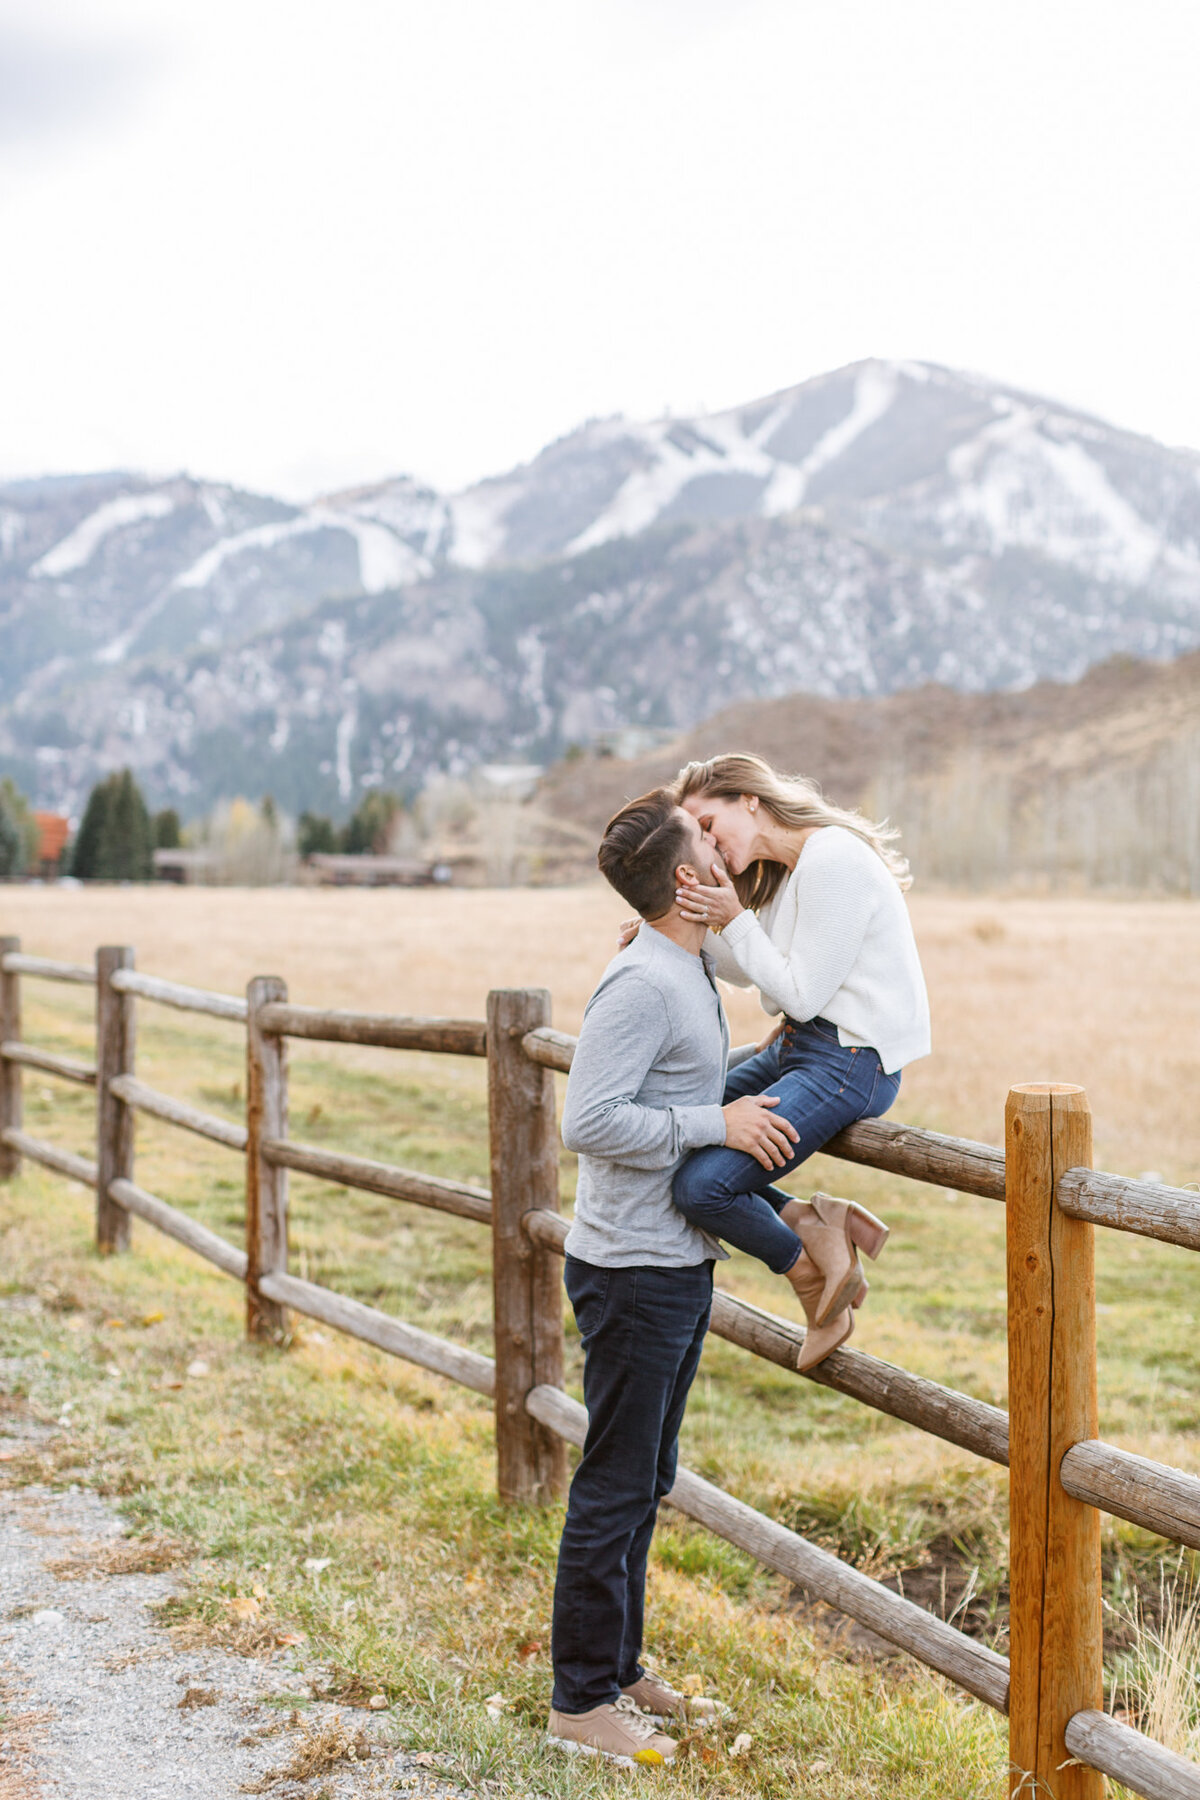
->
[3,931,1200,1799]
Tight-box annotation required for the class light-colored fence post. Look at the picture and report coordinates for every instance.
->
[487,988,567,1505]
[95,946,136,1253]
[246,975,288,1341]
[1006,1083,1103,1799]
[0,938,21,1179]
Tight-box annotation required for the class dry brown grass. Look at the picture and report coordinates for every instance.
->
[2,881,1197,1179]
[43,1533,189,1579]
[239,1712,374,1791]
[0,1673,51,1800]
[177,1685,219,1709]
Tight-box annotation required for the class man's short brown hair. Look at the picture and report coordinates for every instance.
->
[597,788,691,920]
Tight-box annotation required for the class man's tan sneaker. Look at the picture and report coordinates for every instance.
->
[548,1695,677,1765]
[621,1671,687,1721]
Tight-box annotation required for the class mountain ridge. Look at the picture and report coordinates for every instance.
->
[2,358,1199,818]
[536,646,1200,893]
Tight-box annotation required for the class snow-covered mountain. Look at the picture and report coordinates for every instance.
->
[441,360,1200,592]
[3,359,1199,817]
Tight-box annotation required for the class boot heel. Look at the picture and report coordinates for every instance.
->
[847,1203,889,1261]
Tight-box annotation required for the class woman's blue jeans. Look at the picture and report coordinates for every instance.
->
[672,1017,900,1275]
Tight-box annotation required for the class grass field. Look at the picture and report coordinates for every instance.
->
[1,883,1199,1797]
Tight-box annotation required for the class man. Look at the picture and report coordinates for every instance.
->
[547,788,797,1765]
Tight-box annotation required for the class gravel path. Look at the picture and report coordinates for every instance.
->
[0,1441,474,1799]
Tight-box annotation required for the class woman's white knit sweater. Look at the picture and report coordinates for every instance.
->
[708,825,931,1074]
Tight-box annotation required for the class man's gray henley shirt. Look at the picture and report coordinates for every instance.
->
[562,924,733,1268]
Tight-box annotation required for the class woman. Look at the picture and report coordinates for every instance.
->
[666,754,929,1370]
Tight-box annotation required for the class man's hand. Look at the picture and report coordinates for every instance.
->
[721,1094,799,1170]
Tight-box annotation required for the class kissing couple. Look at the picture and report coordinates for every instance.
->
[546,753,930,1764]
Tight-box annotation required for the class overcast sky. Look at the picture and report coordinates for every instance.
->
[2,0,1198,500]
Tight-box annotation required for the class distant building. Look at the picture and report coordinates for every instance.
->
[153,847,219,884]
[591,727,679,761]
[303,853,451,888]
[475,763,544,800]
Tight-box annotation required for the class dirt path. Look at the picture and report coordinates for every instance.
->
[0,1454,471,1799]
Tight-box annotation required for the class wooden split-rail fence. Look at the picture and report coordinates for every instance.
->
[2,934,1200,1799]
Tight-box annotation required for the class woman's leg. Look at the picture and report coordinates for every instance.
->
[721,1040,783,1105]
[673,1031,891,1272]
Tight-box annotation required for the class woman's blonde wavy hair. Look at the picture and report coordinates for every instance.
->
[672,752,912,910]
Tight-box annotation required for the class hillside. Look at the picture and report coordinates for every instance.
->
[538,649,1200,893]
[2,359,1199,818]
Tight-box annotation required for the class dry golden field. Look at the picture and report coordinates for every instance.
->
[3,884,1200,1795]
[1,881,1197,1181]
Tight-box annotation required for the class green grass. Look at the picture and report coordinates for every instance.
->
[2,983,1198,1795]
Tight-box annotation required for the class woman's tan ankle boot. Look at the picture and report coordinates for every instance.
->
[784,1251,856,1370]
[780,1193,889,1326]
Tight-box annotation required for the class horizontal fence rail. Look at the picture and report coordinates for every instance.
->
[109,1177,248,1279]
[258,1001,487,1057]
[108,1074,248,1151]
[2,1126,97,1188]
[1,1040,96,1086]
[522,1206,1200,1550]
[3,941,1199,1800]
[825,1116,1006,1201]
[526,1026,1200,1249]
[1058,1167,1200,1253]
[109,968,248,1022]
[1061,1442,1200,1551]
[522,1026,1009,1200]
[1064,1711,1200,1800]
[261,1137,492,1224]
[0,951,94,985]
[521,1205,1013,1463]
[258,1268,496,1396]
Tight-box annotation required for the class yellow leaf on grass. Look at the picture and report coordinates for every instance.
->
[225,1596,261,1621]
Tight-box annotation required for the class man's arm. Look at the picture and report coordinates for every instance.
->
[561,976,726,1169]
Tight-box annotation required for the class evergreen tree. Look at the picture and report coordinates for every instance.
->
[72,770,153,880]
[298,811,337,857]
[152,808,182,850]
[0,778,36,878]
[0,794,21,879]
[70,782,110,879]
[341,790,402,855]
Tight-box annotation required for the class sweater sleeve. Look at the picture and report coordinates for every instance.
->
[718,837,878,1021]
[561,976,726,1167]
[704,927,755,988]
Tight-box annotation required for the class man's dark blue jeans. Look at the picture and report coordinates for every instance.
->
[673,1016,901,1274]
[550,1255,713,1715]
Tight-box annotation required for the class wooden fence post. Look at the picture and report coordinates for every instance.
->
[487,988,567,1505]
[246,975,288,1341]
[95,946,136,1253]
[1006,1083,1103,1799]
[0,938,20,1179]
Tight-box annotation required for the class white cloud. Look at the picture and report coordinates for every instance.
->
[0,0,1197,499]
